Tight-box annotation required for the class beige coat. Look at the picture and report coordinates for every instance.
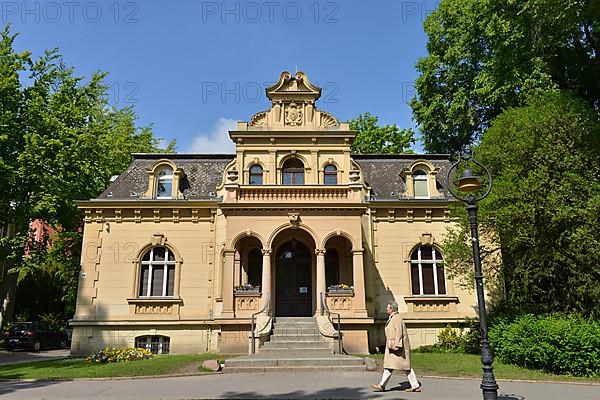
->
[383,312,411,370]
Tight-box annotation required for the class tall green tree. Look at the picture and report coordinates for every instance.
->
[349,112,415,153]
[443,91,600,316]
[411,0,600,154]
[0,25,174,322]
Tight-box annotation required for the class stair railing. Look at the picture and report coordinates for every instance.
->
[251,292,270,354]
[320,292,342,354]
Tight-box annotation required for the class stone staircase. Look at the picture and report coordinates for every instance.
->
[224,317,365,372]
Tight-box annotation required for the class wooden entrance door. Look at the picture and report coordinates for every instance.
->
[275,241,312,316]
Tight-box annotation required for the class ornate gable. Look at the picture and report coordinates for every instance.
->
[249,71,339,129]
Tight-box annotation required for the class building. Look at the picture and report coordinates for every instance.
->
[71,71,478,356]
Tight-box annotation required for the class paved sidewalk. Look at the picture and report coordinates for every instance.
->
[0,371,598,399]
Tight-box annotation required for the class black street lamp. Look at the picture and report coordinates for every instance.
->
[447,148,499,400]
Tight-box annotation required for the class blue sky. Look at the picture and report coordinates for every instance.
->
[5,0,438,153]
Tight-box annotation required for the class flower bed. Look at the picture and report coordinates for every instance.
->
[86,347,152,363]
[327,284,354,293]
[234,284,260,293]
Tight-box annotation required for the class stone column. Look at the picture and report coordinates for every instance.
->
[221,249,235,317]
[352,249,368,317]
[315,249,326,314]
[261,249,272,311]
[234,250,241,287]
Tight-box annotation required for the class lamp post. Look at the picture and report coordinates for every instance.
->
[447,148,499,400]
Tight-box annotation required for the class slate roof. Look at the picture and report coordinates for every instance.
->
[353,154,453,201]
[97,153,453,201]
[98,154,234,200]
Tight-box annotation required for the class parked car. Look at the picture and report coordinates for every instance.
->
[4,322,68,351]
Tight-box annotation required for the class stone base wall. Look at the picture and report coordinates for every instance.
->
[70,325,219,356]
[70,319,463,357]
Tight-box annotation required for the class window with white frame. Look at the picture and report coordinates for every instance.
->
[413,170,429,198]
[156,166,174,199]
[410,245,446,295]
[139,247,175,297]
[136,335,170,354]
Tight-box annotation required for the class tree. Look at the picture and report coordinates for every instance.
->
[411,0,600,154]
[443,91,600,316]
[348,112,415,154]
[0,25,175,323]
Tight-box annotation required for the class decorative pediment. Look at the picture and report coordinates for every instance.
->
[266,71,321,101]
[248,71,339,128]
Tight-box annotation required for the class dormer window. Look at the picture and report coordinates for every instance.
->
[249,164,263,185]
[413,170,429,199]
[282,158,304,185]
[323,165,337,185]
[156,167,173,199]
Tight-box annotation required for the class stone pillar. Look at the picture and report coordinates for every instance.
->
[221,249,235,317]
[261,249,272,311]
[315,249,326,314]
[352,249,368,317]
[234,250,241,287]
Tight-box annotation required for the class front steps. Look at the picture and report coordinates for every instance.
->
[224,317,365,373]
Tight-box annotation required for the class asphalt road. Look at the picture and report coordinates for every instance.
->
[0,349,70,366]
[0,371,599,400]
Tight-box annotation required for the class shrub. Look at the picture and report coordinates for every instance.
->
[489,314,600,377]
[86,347,153,364]
[414,320,481,354]
[437,325,462,351]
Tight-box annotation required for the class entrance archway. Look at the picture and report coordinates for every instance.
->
[275,240,312,316]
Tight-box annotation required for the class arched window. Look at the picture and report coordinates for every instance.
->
[247,248,263,286]
[136,335,170,354]
[249,164,263,185]
[325,249,340,288]
[139,247,176,297]
[413,170,429,198]
[410,245,446,295]
[156,166,173,199]
[282,158,305,185]
[323,165,337,185]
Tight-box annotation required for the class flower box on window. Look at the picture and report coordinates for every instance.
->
[234,284,261,294]
[327,284,354,294]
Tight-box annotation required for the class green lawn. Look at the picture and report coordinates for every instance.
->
[1,352,599,383]
[0,353,225,380]
[367,353,600,383]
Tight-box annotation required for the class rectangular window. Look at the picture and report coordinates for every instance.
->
[139,266,150,296]
[150,336,160,354]
[414,180,429,198]
[161,337,170,354]
[422,265,435,295]
[151,267,164,296]
[411,263,420,295]
[167,266,175,296]
[436,266,446,295]
[324,173,337,185]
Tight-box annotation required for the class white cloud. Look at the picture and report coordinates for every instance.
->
[189,118,238,153]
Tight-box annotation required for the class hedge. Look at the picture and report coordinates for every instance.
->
[489,314,600,377]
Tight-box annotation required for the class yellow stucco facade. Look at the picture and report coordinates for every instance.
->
[71,72,478,356]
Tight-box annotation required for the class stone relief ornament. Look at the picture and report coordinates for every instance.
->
[285,102,303,126]
[249,111,267,127]
[285,103,302,126]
